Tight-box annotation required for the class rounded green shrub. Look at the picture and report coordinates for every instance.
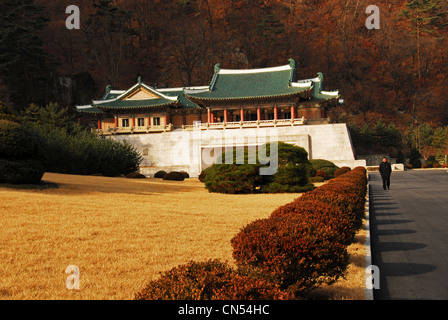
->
[0,120,45,184]
[203,164,264,194]
[0,120,41,158]
[0,158,45,184]
[203,142,315,194]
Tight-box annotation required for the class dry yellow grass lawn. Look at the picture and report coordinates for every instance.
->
[0,173,366,300]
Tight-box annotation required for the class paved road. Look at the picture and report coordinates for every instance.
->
[369,169,448,300]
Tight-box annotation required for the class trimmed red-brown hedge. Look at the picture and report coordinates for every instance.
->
[231,214,349,294]
[134,259,293,300]
[135,166,368,299]
[270,199,357,245]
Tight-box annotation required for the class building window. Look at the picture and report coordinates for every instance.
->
[122,118,129,127]
[138,118,145,126]
[250,113,258,121]
[283,112,291,119]
[153,117,160,126]
[267,113,275,120]
[235,115,241,122]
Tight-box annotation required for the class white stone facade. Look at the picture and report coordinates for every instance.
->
[111,123,366,177]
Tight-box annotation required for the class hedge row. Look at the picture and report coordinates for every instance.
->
[135,166,368,299]
[231,166,368,296]
[135,260,292,300]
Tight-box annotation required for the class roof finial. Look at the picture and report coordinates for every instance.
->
[214,63,221,73]
[105,85,111,94]
[288,58,296,69]
[138,76,142,84]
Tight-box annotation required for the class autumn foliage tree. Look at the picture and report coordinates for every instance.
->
[0,0,446,156]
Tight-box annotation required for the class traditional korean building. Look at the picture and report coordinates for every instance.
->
[76,59,365,176]
[76,59,341,133]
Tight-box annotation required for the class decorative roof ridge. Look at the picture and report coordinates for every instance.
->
[321,90,339,96]
[98,81,179,104]
[184,87,210,95]
[218,64,291,75]
[290,81,312,88]
[185,87,311,102]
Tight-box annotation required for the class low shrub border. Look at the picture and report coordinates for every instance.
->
[135,166,369,300]
[134,259,293,300]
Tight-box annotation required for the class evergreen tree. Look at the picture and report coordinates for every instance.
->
[0,0,56,110]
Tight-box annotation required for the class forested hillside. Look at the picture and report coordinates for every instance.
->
[1,1,448,145]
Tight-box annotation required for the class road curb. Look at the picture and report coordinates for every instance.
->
[364,182,374,300]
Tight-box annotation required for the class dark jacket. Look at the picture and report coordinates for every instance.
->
[379,162,392,177]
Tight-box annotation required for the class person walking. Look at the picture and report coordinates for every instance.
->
[379,157,392,190]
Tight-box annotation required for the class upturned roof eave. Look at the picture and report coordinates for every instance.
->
[185,88,312,104]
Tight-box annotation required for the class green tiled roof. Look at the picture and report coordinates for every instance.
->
[94,97,179,110]
[185,64,311,102]
[76,61,340,115]
[158,88,200,109]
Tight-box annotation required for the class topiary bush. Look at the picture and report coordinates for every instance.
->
[179,171,190,179]
[204,164,265,194]
[231,215,349,295]
[162,171,185,181]
[261,162,314,193]
[134,259,292,300]
[334,166,351,177]
[126,171,146,179]
[310,159,339,179]
[154,170,167,178]
[270,199,357,246]
[203,142,315,194]
[315,169,328,180]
